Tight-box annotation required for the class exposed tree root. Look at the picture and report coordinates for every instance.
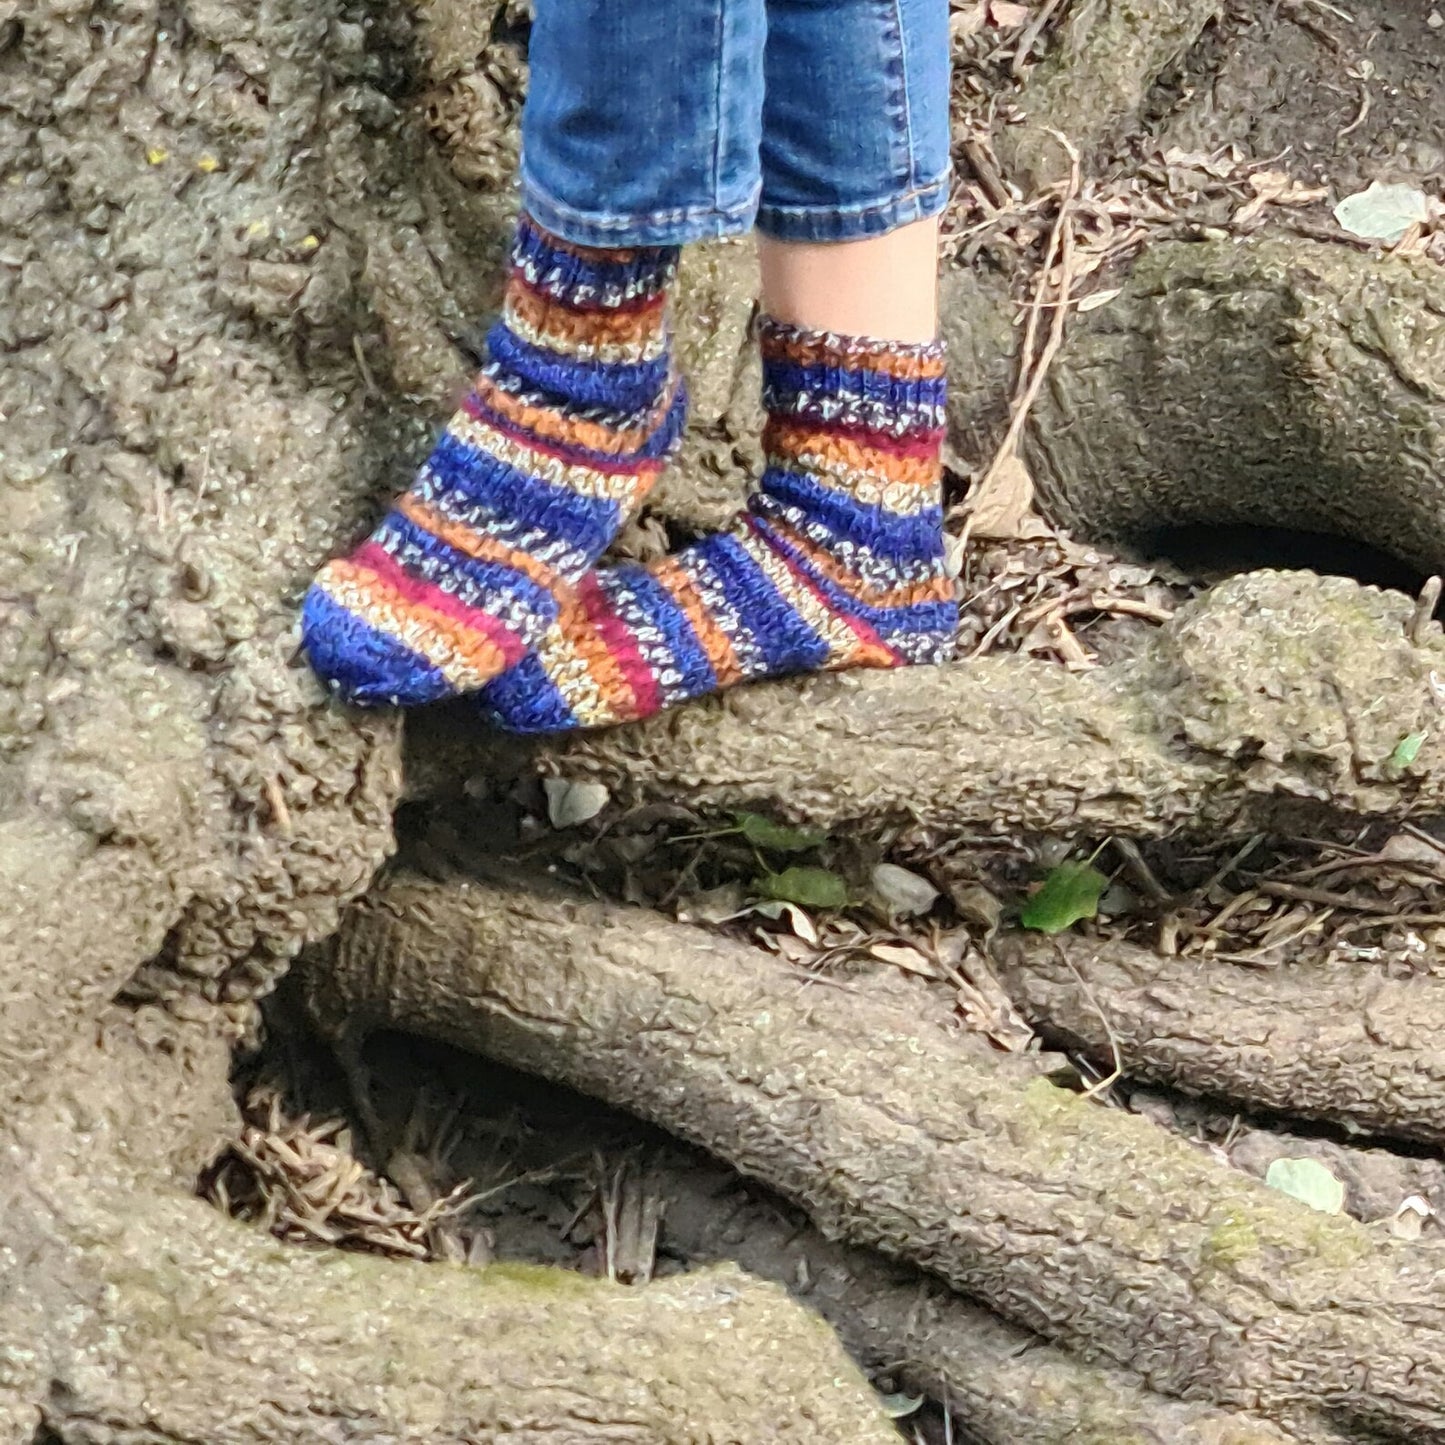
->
[1027,240,1445,578]
[656,1153,1360,1445]
[0,1008,895,1445]
[997,0,1222,188]
[409,569,1445,839]
[994,931,1445,1145]
[306,869,1445,1440]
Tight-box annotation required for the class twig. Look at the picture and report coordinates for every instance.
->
[971,132,1082,505]
[1011,0,1066,80]
[1257,879,1402,915]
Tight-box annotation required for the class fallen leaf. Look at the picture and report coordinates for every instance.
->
[1386,730,1427,775]
[988,0,1031,25]
[543,776,610,828]
[757,866,849,910]
[734,811,827,854]
[967,449,1047,541]
[1020,862,1107,934]
[1334,181,1430,243]
[1076,287,1121,313]
[878,1392,925,1419]
[869,941,940,978]
[1264,1157,1345,1215]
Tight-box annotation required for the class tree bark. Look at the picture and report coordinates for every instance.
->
[408,569,1445,840]
[996,0,1223,189]
[656,1153,1361,1445]
[306,869,1445,1440]
[1025,241,1445,579]
[993,931,1445,1145]
[0,1007,896,1445]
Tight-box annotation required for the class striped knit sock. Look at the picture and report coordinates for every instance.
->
[479,319,956,733]
[301,214,685,707]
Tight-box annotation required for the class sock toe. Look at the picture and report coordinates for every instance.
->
[301,582,454,708]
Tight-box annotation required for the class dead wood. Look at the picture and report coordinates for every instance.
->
[306,869,1445,1439]
[409,569,1445,840]
[0,1006,895,1445]
[993,931,1445,1145]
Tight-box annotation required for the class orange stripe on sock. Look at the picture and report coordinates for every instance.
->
[505,279,668,350]
[395,493,562,593]
[760,333,947,380]
[476,372,672,457]
[765,419,942,489]
[650,557,745,688]
[320,560,512,690]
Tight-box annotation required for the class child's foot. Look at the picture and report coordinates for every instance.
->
[479,320,955,733]
[302,215,685,707]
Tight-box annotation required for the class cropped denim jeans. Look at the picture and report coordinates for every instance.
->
[521,0,952,247]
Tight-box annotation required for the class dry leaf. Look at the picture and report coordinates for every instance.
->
[988,0,1031,26]
[869,941,941,978]
[967,449,1047,541]
[949,1,986,38]
[1076,286,1121,313]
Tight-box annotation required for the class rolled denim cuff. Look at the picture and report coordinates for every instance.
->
[756,172,952,244]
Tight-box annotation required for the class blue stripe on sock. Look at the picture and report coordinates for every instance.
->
[512,218,680,304]
[762,362,947,421]
[757,466,945,561]
[427,432,624,557]
[479,652,580,733]
[617,564,718,701]
[764,533,957,638]
[696,533,830,676]
[301,585,453,708]
[377,515,558,619]
[488,323,671,414]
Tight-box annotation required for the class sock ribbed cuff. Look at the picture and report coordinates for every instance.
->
[757,317,947,438]
[511,213,681,311]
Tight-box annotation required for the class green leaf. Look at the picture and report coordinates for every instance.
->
[756,866,849,909]
[734,811,827,853]
[1387,731,1427,774]
[1020,862,1108,934]
[1264,1157,1345,1215]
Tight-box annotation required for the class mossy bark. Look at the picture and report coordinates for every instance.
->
[997,0,1222,189]
[995,931,1445,1145]
[408,570,1445,840]
[1027,240,1445,577]
[0,1008,896,1445]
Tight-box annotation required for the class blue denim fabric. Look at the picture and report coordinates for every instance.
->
[521,0,951,246]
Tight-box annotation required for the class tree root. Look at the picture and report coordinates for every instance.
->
[304,868,1445,1439]
[409,569,1445,840]
[1,1007,895,1445]
[993,931,1445,1145]
[654,1153,1360,1445]
[1026,240,1445,579]
[997,0,1220,188]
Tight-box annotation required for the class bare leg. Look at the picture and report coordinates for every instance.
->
[756,215,940,344]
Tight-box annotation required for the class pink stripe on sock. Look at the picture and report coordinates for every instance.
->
[352,542,529,667]
[577,573,663,718]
